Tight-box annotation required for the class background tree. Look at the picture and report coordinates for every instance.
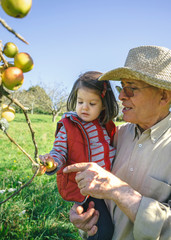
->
[2,83,68,119]
[25,85,52,114]
[46,83,68,122]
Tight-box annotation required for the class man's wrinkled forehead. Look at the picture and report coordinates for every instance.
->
[121,78,148,86]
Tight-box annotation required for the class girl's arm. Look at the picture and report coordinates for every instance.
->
[39,125,68,175]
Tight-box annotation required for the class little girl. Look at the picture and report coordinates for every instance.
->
[39,71,118,240]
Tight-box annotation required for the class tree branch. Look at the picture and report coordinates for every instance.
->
[0,46,9,68]
[0,168,39,205]
[0,18,29,45]
[1,86,39,161]
[4,129,35,164]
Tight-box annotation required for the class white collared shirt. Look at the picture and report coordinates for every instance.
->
[105,112,171,240]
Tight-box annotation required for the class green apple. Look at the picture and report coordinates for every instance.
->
[1,0,32,18]
[46,159,54,169]
[3,42,19,58]
[14,52,34,73]
[2,67,24,91]
[37,157,54,169]
[1,104,15,122]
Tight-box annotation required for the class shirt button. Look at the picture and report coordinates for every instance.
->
[139,144,142,148]
[130,167,134,172]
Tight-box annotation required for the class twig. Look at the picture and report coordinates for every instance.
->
[4,129,35,164]
[0,168,39,205]
[0,40,8,69]
[0,52,8,68]
[0,18,29,45]
[0,46,9,69]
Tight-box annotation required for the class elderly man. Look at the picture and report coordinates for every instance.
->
[64,45,171,240]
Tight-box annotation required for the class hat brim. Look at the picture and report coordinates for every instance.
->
[99,67,171,90]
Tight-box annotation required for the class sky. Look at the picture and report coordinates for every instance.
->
[0,0,171,94]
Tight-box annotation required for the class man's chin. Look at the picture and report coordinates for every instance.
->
[123,115,134,123]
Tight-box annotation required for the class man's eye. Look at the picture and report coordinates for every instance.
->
[131,87,138,91]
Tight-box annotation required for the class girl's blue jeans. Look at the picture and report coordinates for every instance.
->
[83,196,114,240]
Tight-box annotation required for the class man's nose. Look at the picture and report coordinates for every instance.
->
[118,89,129,100]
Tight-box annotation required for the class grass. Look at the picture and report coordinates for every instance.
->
[0,114,81,240]
[0,113,124,239]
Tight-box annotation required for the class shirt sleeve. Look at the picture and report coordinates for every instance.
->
[133,196,171,239]
[46,124,68,175]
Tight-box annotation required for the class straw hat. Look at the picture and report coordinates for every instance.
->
[99,45,171,90]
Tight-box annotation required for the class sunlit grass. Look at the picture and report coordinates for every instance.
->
[0,113,124,239]
[0,113,81,240]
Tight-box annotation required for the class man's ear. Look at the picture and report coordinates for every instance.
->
[161,90,171,105]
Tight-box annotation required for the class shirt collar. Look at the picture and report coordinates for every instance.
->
[134,112,171,142]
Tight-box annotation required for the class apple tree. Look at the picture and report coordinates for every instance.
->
[0,0,46,204]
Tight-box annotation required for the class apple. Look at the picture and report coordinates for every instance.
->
[38,156,54,169]
[46,159,54,169]
[32,163,46,176]
[2,67,24,90]
[1,0,32,18]
[3,42,19,58]
[1,104,15,122]
[14,52,34,73]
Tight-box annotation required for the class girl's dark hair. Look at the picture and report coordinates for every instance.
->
[67,71,118,124]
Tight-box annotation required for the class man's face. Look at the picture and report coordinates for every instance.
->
[119,79,163,130]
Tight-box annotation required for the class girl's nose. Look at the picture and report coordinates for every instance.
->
[82,102,88,110]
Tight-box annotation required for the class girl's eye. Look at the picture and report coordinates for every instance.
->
[90,103,96,106]
[78,101,83,104]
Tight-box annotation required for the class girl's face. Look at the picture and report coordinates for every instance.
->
[76,87,104,122]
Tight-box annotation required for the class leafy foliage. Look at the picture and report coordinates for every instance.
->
[10,85,52,114]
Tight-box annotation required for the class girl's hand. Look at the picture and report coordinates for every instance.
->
[39,154,58,172]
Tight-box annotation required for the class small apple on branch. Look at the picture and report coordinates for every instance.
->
[1,0,32,18]
[1,41,34,91]
[2,66,24,90]
[32,155,57,176]
[3,42,19,58]
[1,104,15,122]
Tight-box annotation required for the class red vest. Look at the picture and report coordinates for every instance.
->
[56,115,116,204]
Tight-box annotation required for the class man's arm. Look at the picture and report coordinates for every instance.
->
[64,162,142,222]
[66,163,171,239]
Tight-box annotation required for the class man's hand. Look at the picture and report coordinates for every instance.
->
[64,162,142,222]
[70,201,99,236]
[63,162,117,199]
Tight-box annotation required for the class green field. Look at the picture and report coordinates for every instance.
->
[0,114,124,240]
